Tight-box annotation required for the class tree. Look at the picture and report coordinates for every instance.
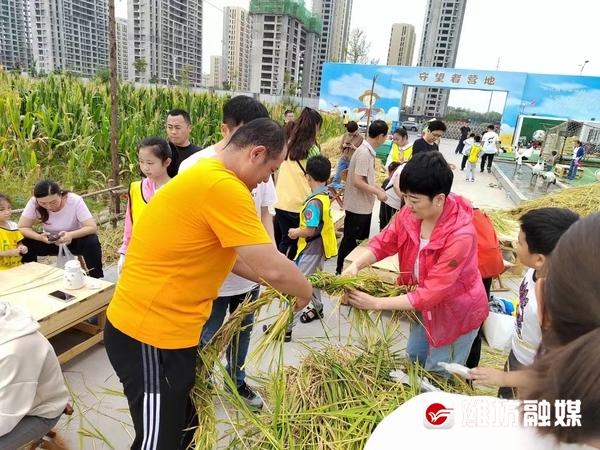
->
[107,0,120,228]
[222,80,232,91]
[133,58,147,75]
[179,64,192,89]
[95,67,110,83]
[283,70,299,97]
[346,28,371,64]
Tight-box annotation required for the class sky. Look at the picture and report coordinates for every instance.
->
[115,0,600,113]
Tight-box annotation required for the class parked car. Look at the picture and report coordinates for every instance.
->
[400,121,420,132]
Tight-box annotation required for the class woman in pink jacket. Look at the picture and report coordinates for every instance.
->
[343,152,488,377]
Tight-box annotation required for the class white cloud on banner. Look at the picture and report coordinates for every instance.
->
[539,82,587,92]
[385,106,400,122]
[529,89,600,118]
[328,73,404,100]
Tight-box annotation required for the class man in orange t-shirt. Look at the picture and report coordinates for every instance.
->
[104,118,312,450]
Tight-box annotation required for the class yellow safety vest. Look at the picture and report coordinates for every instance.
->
[128,180,149,225]
[296,192,338,260]
[389,143,413,164]
[0,226,24,270]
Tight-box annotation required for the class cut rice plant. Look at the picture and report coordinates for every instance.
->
[507,182,600,219]
[98,223,124,264]
[308,271,413,299]
[320,135,343,159]
[191,272,425,449]
[484,209,520,239]
[211,338,472,449]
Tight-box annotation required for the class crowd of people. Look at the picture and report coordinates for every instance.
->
[0,99,598,450]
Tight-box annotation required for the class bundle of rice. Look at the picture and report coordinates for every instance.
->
[485,183,600,240]
[222,343,464,450]
[507,183,600,219]
[320,135,343,159]
[484,209,520,239]
[191,272,416,449]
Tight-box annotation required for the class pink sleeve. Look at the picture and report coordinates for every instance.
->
[368,214,406,261]
[119,198,133,255]
[408,234,474,311]
[21,197,38,220]
[74,195,93,223]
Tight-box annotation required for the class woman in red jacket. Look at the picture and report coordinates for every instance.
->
[343,152,488,377]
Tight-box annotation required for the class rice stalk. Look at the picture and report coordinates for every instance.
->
[192,272,415,449]
[507,183,600,218]
[484,209,520,238]
[223,343,467,450]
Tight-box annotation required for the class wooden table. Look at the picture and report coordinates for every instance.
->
[344,241,400,283]
[0,262,114,364]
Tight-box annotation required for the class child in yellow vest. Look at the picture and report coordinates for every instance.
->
[466,135,483,182]
[268,155,338,341]
[118,138,172,274]
[0,194,28,270]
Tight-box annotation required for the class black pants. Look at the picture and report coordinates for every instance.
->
[460,154,469,170]
[273,214,282,249]
[378,202,397,231]
[275,209,300,260]
[455,137,466,154]
[21,234,104,278]
[480,153,495,172]
[336,211,372,274]
[104,320,198,450]
[465,277,493,369]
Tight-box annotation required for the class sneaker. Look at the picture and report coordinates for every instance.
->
[235,382,264,409]
[487,169,492,173]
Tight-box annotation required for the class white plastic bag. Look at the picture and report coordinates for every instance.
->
[56,244,75,269]
[483,311,515,352]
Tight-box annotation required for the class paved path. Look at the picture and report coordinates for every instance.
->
[56,134,517,449]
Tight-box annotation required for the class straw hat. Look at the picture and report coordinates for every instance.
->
[358,89,380,102]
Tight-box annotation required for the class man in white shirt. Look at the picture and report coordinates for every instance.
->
[180,96,276,409]
[335,120,388,274]
[481,124,499,173]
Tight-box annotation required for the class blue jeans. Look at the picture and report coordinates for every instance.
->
[200,286,260,386]
[567,159,578,180]
[407,320,478,378]
[330,157,349,188]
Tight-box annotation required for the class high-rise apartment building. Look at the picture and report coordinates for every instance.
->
[1,0,31,70]
[387,23,415,66]
[312,0,352,92]
[387,23,416,109]
[249,0,322,98]
[30,0,108,77]
[411,0,467,117]
[222,6,251,91]
[116,17,128,81]
[128,0,202,85]
[208,55,223,88]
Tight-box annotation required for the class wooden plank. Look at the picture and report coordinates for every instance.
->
[40,290,112,337]
[74,321,101,335]
[57,331,105,364]
[344,242,399,283]
[332,206,345,231]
